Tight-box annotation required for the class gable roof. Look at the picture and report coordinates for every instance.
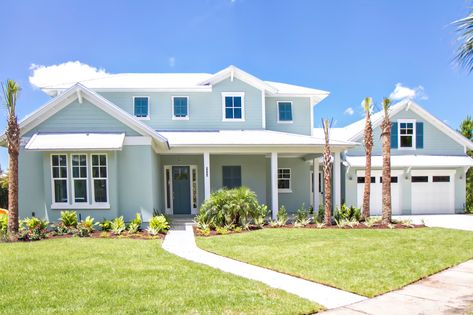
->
[38,65,330,104]
[0,83,169,149]
[313,99,473,150]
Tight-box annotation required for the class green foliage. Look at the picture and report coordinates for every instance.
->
[111,216,126,235]
[197,187,260,228]
[77,216,97,237]
[316,204,325,223]
[60,211,78,228]
[99,219,112,231]
[276,205,288,226]
[18,217,49,241]
[453,11,473,72]
[215,226,230,235]
[0,176,8,209]
[459,116,473,213]
[294,204,310,226]
[253,204,268,228]
[128,213,142,233]
[147,215,169,235]
[0,214,7,235]
[335,204,361,222]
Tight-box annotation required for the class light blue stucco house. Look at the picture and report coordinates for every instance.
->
[5,66,473,222]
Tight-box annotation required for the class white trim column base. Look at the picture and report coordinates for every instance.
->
[334,152,341,210]
[271,152,278,220]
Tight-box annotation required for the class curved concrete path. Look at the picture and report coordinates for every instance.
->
[162,223,366,309]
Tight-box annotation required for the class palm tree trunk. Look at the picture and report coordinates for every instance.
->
[7,116,20,234]
[322,120,332,226]
[381,99,392,224]
[362,109,373,220]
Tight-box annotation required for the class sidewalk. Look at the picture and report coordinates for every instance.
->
[162,223,366,309]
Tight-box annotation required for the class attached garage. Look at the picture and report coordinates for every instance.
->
[356,170,402,215]
[411,170,455,214]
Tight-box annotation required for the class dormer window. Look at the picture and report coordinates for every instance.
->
[133,96,149,119]
[399,120,415,149]
[172,96,189,120]
[277,101,293,123]
[222,92,245,121]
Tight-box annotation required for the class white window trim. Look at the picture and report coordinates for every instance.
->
[70,153,90,205]
[163,165,199,215]
[171,96,190,120]
[278,168,292,193]
[50,154,69,208]
[91,154,110,205]
[398,119,416,150]
[133,96,150,120]
[277,101,293,124]
[221,92,245,122]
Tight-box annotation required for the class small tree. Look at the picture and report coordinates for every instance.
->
[380,98,392,224]
[322,119,333,226]
[459,116,473,212]
[362,97,373,220]
[2,80,21,235]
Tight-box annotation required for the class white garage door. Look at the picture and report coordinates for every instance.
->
[411,170,455,214]
[356,171,401,215]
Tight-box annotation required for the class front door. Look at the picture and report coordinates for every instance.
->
[172,166,191,214]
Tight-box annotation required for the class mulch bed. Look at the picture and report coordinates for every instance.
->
[194,223,426,237]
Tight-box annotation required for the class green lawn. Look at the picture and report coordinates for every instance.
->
[197,228,473,297]
[0,238,320,315]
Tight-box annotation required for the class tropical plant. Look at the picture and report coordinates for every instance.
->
[322,118,333,226]
[77,216,97,237]
[2,80,21,235]
[276,205,288,226]
[253,204,268,228]
[0,213,8,237]
[147,215,169,235]
[0,175,8,210]
[453,9,473,72]
[111,216,126,235]
[99,219,112,231]
[316,204,325,223]
[197,187,260,228]
[18,217,49,241]
[362,97,374,220]
[215,226,230,235]
[294,204,310,226]
[60,210,78,228]
[128,213,142,233]
[335,203,361,222]
[459,116,473,213]
[380,98,393,224]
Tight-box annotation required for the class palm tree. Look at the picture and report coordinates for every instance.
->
[380,97,392,224]
[459,116,473,212]
[453,9,473,72]
[2,80,21,235]
[362,97,373,220]
[322,119,332,226]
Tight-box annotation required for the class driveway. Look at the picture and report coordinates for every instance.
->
[393,214,473,231]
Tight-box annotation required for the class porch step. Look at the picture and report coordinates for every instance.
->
[169,215,195,227]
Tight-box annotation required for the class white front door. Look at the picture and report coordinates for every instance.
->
[356,170,401,215]
[411,170,455,214]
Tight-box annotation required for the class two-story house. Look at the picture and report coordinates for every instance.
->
[3,66,472,222]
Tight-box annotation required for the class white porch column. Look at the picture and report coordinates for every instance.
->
[334,152,341,210]
[271,152,278,220]
[203,152,211,200]
[313,158,320,210]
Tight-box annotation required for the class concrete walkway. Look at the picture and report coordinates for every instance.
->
[162,222,366,309]
[324,259,473,315]
[394,214,473,232]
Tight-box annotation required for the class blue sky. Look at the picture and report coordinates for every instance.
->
[0,0,472,169]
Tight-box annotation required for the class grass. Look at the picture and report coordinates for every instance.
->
[197,227,473,297]
[0,238,321,315]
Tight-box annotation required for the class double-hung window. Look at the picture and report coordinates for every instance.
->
[172,96,189,119]
[222,92,244,121]
[278,168,292,192]
[277,101,293,122]
[133,96,149,119]
[92,154,108,203]
[71,154,88,203]
[399,120,415,149]
[222,166,242,189]
[51,155,68,204]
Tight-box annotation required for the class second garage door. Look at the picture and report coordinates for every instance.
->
[411,170,455,214]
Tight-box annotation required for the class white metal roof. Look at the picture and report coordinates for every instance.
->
[25,133,126,151]
[345,155,473,168]
[158,130,357,147]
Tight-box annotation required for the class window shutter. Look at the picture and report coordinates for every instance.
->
[390,122,398,148]
[416,122,424,149]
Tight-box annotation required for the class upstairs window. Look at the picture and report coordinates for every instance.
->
[278,101,293,122]
[399,121,414,148]
[222,92,244,121]
[133,96,149,119]
[172,96,189,120]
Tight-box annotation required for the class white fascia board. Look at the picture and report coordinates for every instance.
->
[44,87,212,94]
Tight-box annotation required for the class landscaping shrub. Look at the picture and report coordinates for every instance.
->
[147,215,169,235]
[99,219,112,231]
[316,204,325,223]
[276,205,288,226]
[111,216,126,235]
[197,187,260,228]
[18,217,49,241]
[127,213,142,234]
[77,216,97,237]
[335,203,361,222]
[253,204,268,228]
[294,204,310,226]
[0,213,7,239]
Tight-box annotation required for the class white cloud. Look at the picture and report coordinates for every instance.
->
[29,61,109,89]
[389,83,428,101]
[168,56,176,68]
[344,107,354,116]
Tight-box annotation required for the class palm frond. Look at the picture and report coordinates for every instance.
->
[362,97,373,113]
[2,79,21,118]
[453,10,473,72]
